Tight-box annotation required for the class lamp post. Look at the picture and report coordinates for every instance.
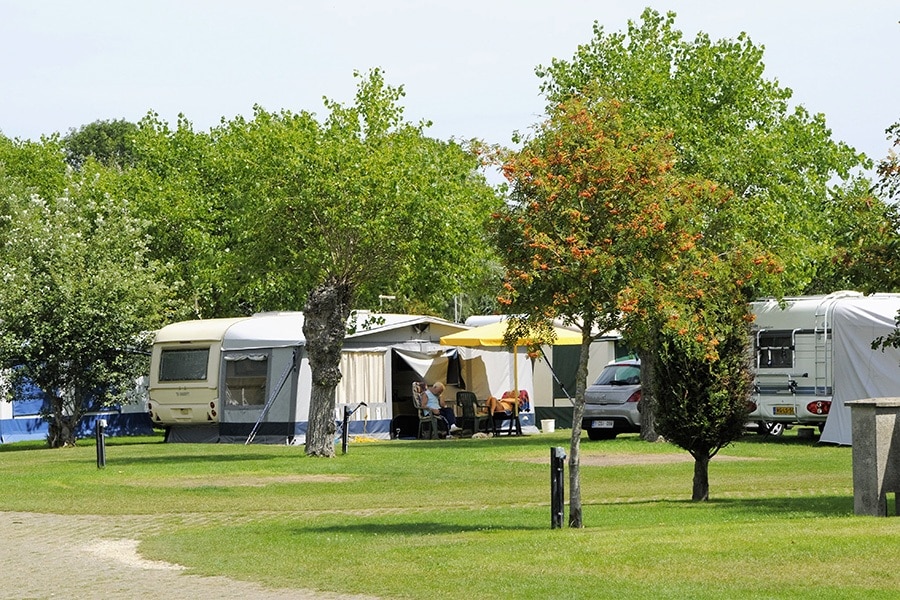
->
[378,295,396,311]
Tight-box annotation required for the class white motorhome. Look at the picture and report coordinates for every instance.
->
[748,291,900,444]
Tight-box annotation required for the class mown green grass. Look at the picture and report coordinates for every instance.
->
[2,429,898,599]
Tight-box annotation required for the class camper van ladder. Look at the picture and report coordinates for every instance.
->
[245,350,297,445]
[813,299,835,396]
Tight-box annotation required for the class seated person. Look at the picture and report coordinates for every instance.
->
[419,382,462,434]
[485,390,526,435]
[485,393,517,415]
[485,390,529,414]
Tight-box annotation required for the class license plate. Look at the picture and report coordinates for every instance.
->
[772,406,795,416]
[591,420,614,429]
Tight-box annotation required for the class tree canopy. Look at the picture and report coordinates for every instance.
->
[0,70,503,448]
[535,8,872,293]
[63,119,139,170]
[147,70,501,455]
[0,144,172,446]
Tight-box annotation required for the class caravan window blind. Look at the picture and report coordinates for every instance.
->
[159,348,209,381]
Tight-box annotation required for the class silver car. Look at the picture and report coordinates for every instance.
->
[582,359,641,440]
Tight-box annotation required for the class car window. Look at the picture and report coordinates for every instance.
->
[593,364,641,386]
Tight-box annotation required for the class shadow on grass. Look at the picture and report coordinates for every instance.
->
[104,453,287,466]
[738,432,824,447]
[586,494,854,518]
[295,519,540,537]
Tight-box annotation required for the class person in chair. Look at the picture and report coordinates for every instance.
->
[419,382,462,436]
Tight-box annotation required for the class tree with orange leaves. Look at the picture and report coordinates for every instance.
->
[494,94,782,518]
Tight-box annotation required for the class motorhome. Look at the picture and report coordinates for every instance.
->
[748,291,900,445]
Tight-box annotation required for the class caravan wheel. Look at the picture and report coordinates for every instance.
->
[757,421,785,436]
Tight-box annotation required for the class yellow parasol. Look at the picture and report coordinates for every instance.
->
[439,320,582,397]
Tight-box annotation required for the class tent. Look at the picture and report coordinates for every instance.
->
[0,374,153,444]
[439,320,582,430]
[820,295,900,445]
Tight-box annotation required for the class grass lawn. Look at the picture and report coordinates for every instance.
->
[2,428,898,599]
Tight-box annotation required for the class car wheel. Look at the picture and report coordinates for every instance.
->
[757,421,784,436]
[586,428,617,441]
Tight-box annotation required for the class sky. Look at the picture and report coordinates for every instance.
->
[2,0,898,175]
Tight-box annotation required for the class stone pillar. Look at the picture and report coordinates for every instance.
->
[848,398,900,516]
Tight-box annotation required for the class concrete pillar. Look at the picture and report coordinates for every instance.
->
[848,398,900,516]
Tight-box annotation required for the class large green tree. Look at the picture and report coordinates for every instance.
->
[181,70,502,456]
[536,8,870,294]
[0,145,172,447]
[119,74,502,324]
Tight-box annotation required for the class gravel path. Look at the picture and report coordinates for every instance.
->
[0,512,378,600]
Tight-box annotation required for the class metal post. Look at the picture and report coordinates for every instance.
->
[341,405,351,455]
[96,419,107,469]
[550,446,566,528]
[339,403,367,455]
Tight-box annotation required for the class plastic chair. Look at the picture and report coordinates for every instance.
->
[456,391,491,435]
[413,382,441,439]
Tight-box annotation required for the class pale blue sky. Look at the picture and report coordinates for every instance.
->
[2,1,898,170]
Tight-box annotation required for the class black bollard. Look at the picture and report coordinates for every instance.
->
[550,446,566,528]
[96,419,107,469]
[341,405,351,455]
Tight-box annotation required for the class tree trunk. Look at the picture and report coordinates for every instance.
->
[47,403,78,448]
[303,277,352,458]
[692,453,710,501]
[639,351,660,442]
[567,334,592,528]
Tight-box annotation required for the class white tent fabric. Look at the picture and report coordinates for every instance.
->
[392,348,453,384]
[456,346,534,401]
[820,296,900,445]
[336,350,388,422]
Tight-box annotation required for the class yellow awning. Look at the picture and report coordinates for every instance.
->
[439,320,581,347]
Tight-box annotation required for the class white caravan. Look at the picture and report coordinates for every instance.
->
[147,311,539,443]
[748,291,900,444]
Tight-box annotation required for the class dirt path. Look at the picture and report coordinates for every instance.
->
[0,512,378,600]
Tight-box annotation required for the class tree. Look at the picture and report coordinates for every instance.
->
[535,8,869,295]
[532,7,879,448]
[203,70,502,456]
[808,175,900,294]
[63,119,139,170]
[0,152,172,447]
[496,94,710,524]
[620,245,776,501]
[117,77,503,324]
[497,88,783,513]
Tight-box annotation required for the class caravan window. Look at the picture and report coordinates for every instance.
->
[757,331,793,369]
[224,355,268,406]
[159,348,209,381]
